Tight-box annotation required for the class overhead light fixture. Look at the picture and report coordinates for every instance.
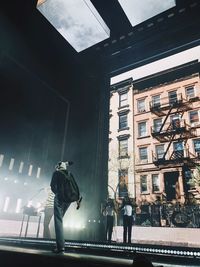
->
[37,0,110,52]
[118,0,176,27]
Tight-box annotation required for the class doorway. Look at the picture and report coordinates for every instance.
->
[164,171,179,201]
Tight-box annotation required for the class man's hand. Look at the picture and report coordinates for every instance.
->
[76,196,82,210]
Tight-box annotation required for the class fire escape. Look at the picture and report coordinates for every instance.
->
[150,93,199,167]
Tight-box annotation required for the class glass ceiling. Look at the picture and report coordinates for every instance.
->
[118,0,176,27]
[37,0,110,52]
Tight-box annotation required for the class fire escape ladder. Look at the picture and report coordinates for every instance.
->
[159,105,174,133]
[162,133,177,160]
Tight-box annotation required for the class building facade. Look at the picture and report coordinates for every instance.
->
[108,78,135,200]
[109,65,200,211]
[134,72,200,205]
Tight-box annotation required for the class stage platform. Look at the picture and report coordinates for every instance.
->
[0,237,200,267]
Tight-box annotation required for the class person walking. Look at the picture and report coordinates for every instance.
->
[50,161,82,254]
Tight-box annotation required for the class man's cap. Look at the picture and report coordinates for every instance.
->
[55,161,74,169]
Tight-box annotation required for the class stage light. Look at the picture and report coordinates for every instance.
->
[37,0,110,52]
[36,167,41,179]
[9,158,15,171]
[3,197,10,212]
[15,198,22,213]
[28,165,33,176]
[0,154,4,167]
[19,162,24,173]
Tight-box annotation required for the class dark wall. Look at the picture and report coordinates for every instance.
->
[0,1,109,239]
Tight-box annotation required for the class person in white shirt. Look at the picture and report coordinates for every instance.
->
[121,196,133,243]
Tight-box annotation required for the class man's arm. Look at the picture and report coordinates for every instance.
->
[50,172,57,194]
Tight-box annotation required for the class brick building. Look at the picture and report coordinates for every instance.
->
[109,62,200,207]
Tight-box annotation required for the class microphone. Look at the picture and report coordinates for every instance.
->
[76,196,82,210]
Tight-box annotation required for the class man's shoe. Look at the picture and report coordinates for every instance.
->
[52,248,65,254]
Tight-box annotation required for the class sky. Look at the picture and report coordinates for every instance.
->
[118,0,176,26]
[37,0,110,52]
[111,46,200,85]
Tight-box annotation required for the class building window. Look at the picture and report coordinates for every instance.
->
[186,86,195,99]
[152,174,160,192]
[151,95,160,108]
[189,110,199,125]
[153,118,162,133]
[173,141,184,158]
[119,114,128,129]
[137,98,146,113]
[168,90,177,105]
[139,147,148,162]
[119,139,128,157]
[138,121,147,137]
[193,139,200,155]
[155,145,165,159]
[140,175,148,193]
[119,92,128,107]
[119,169,128,198]
[170,114,181,129]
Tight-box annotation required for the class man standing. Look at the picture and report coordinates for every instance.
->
[121,196,134,243]
[102,198,116,242]
[50,161,81,254]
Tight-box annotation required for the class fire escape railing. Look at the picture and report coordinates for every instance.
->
[149,93,198,167]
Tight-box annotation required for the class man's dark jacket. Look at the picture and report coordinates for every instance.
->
[50,170,79,203]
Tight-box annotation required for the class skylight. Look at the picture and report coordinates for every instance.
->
[118,0,176,27]
[37,0,110,52]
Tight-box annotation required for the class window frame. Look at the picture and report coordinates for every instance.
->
[139,146,148,162]
[119,113,128,130]
[185,85,195,100]
[140,175,148,193]
[119,138,128,158]
[152,174,160,193]
[119,92,128,107]
[138,121,147,137]
[193,139,200,154]
[137,98,146,113]
[151,94,161,108]
[189,110,199,124]
[168,90,177,105]
[155,144,165,159]
[118,169,129,198]
[153,118,162,133]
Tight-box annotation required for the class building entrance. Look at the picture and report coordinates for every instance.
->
[164,171,179,201]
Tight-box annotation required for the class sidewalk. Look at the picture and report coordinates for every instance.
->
[113,226,200,247]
